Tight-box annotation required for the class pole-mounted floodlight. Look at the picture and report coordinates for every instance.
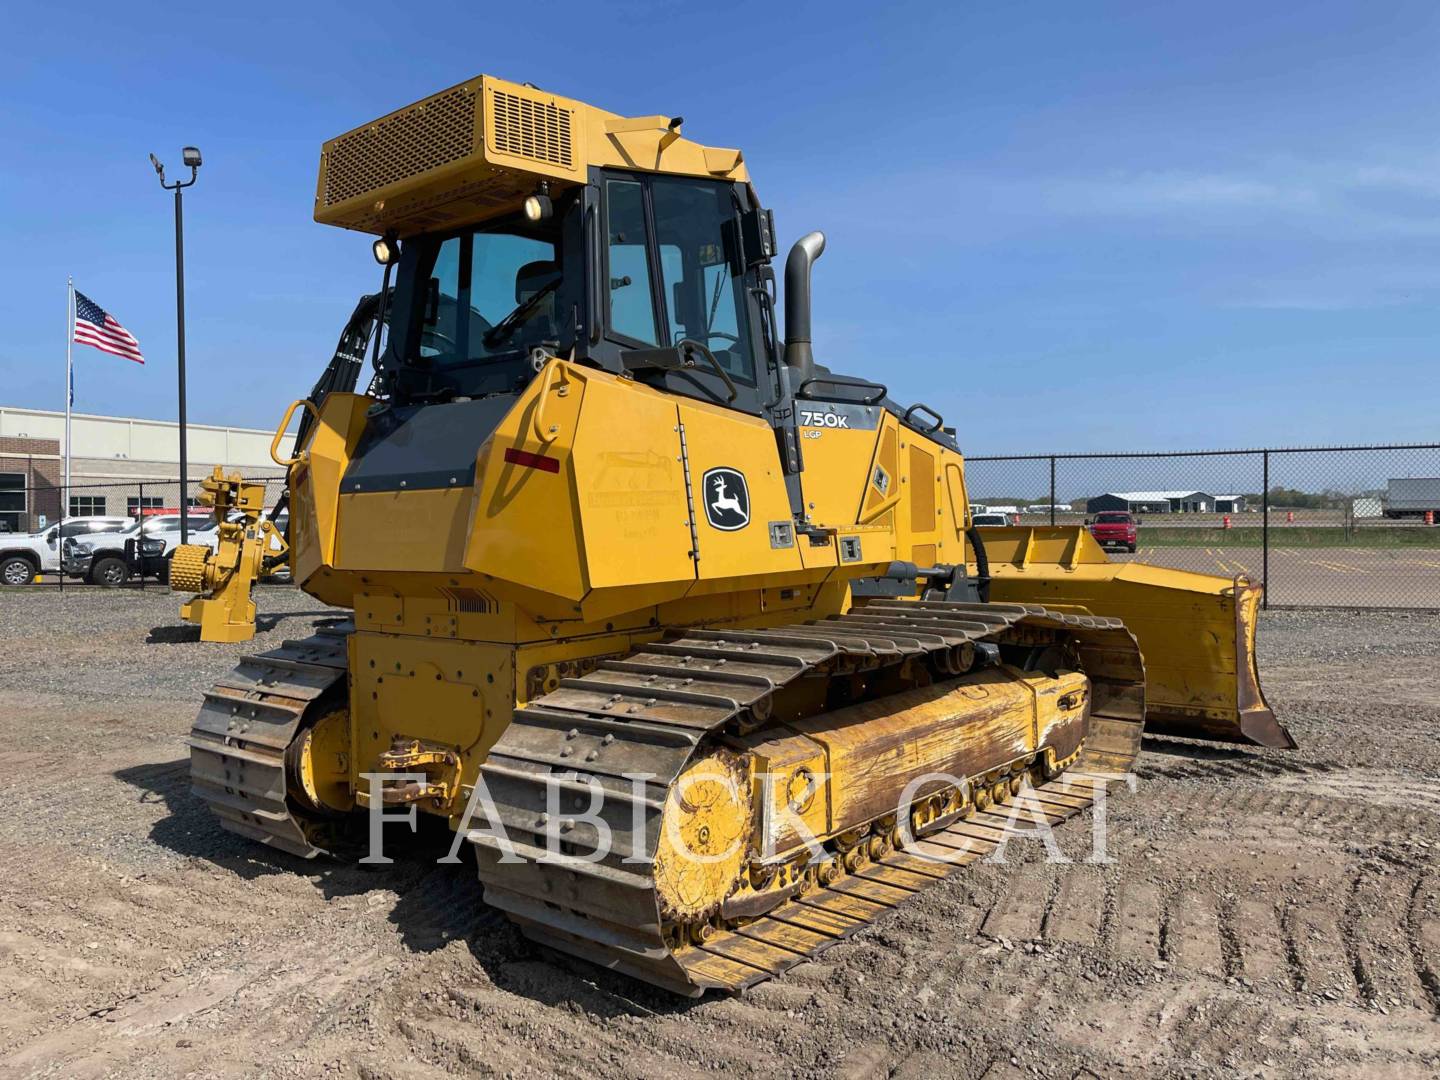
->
[370,231,400,370]
[150,147,202,542]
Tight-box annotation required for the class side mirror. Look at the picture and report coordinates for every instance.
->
[1083,518,1092,526]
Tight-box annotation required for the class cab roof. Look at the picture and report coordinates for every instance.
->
[315,74,750,237]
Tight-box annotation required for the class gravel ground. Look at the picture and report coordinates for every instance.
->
[0,590,1437,1079]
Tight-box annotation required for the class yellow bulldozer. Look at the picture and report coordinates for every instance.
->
[187,75,1293,997]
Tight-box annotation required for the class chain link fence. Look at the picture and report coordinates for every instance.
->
[5,445,1440,607]
[966,443,1440,609]
[0,476,287,589]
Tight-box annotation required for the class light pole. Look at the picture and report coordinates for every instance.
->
[150,147,202,543]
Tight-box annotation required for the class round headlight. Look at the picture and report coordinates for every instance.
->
[372,235,399,265]
[523,194,553,222]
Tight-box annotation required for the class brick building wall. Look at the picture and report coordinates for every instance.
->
[0,436,61,533]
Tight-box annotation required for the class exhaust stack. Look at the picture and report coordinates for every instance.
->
[782,231,826,381]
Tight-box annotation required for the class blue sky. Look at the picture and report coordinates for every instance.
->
[2,0,1437,453]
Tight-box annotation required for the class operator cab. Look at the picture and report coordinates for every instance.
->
[375,173,776,415]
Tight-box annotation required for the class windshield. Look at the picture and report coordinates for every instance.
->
[1095,513,1132,524]
[154,515,213,533]
[107,515,211,536]
[604,174,757,385]
[400,214,563,370]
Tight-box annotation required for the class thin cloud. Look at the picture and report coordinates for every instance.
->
[1026,157,1440,237]
[1040,171,1302,213]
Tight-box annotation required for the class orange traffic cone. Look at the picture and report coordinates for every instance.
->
[1427,511,1435,526]
[1286,511,1294,523]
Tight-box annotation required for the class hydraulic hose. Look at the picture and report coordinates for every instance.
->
[966,526,991,603]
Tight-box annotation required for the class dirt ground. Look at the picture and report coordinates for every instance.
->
[0,590,1437,1079]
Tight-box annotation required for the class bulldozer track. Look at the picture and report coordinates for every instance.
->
[186,621,353,859]
[471,599,1147,996]
[18,594,1440,1076]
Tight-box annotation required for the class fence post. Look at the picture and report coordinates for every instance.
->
[1049,455,1057,527]
[57,480,64,595]
[1261,450,1269,610]
[137,482,144,592]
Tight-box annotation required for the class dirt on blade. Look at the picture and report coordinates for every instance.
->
[0,591,1438,1079]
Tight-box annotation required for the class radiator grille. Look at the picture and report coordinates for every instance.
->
[909,445,937,532]
[441,587,499,615]
[323,87,476,206]
[491,89,574,168]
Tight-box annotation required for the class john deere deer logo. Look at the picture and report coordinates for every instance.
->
[702,467,750,531]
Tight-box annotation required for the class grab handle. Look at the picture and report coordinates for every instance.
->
[532,362,562,444]
[271,399,320,467]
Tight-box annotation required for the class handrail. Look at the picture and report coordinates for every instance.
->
[902,402,944,433]
[795,375,887,405]
[270,399,320,467]
[531,362,563,444]
[677,339,737,403]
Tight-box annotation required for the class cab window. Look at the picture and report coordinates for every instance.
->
[605,179,658,344]
[603,174,757,385]
[407,216,564,368]
[651,177,755,384]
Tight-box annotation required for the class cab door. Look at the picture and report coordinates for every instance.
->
[599,171,768,416]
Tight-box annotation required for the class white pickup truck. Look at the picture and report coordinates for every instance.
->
[63,514,216,586]
[63,510,288,586]
[0,517,131,586]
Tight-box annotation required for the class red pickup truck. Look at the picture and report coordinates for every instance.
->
[1087,511,1138,552]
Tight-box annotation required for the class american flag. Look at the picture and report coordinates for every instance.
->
[73,290,144,364]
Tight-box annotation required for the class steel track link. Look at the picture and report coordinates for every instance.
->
[187,622,353,858]
[471,600,1146,996]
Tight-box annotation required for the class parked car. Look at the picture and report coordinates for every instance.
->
[972,512,1010,527]
[0,516,130,585]
[139,510,288,581]
[63,514,215,586]
[1086,510,1139,553]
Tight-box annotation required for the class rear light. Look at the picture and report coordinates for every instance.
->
[503,448,560,474]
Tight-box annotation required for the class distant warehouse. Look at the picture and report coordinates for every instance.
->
[0,405,286,533]
[1085,490,1247,514]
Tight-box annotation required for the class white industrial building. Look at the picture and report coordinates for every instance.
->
[1085,490,1249,515]
[0,405,287,532]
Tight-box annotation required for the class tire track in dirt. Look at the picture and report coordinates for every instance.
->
[1404,873,1440,1016]
[8,598,1440,1078]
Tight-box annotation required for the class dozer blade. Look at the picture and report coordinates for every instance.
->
[975,526,1295,750]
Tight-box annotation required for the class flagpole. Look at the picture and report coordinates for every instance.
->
[64,277,73,513]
